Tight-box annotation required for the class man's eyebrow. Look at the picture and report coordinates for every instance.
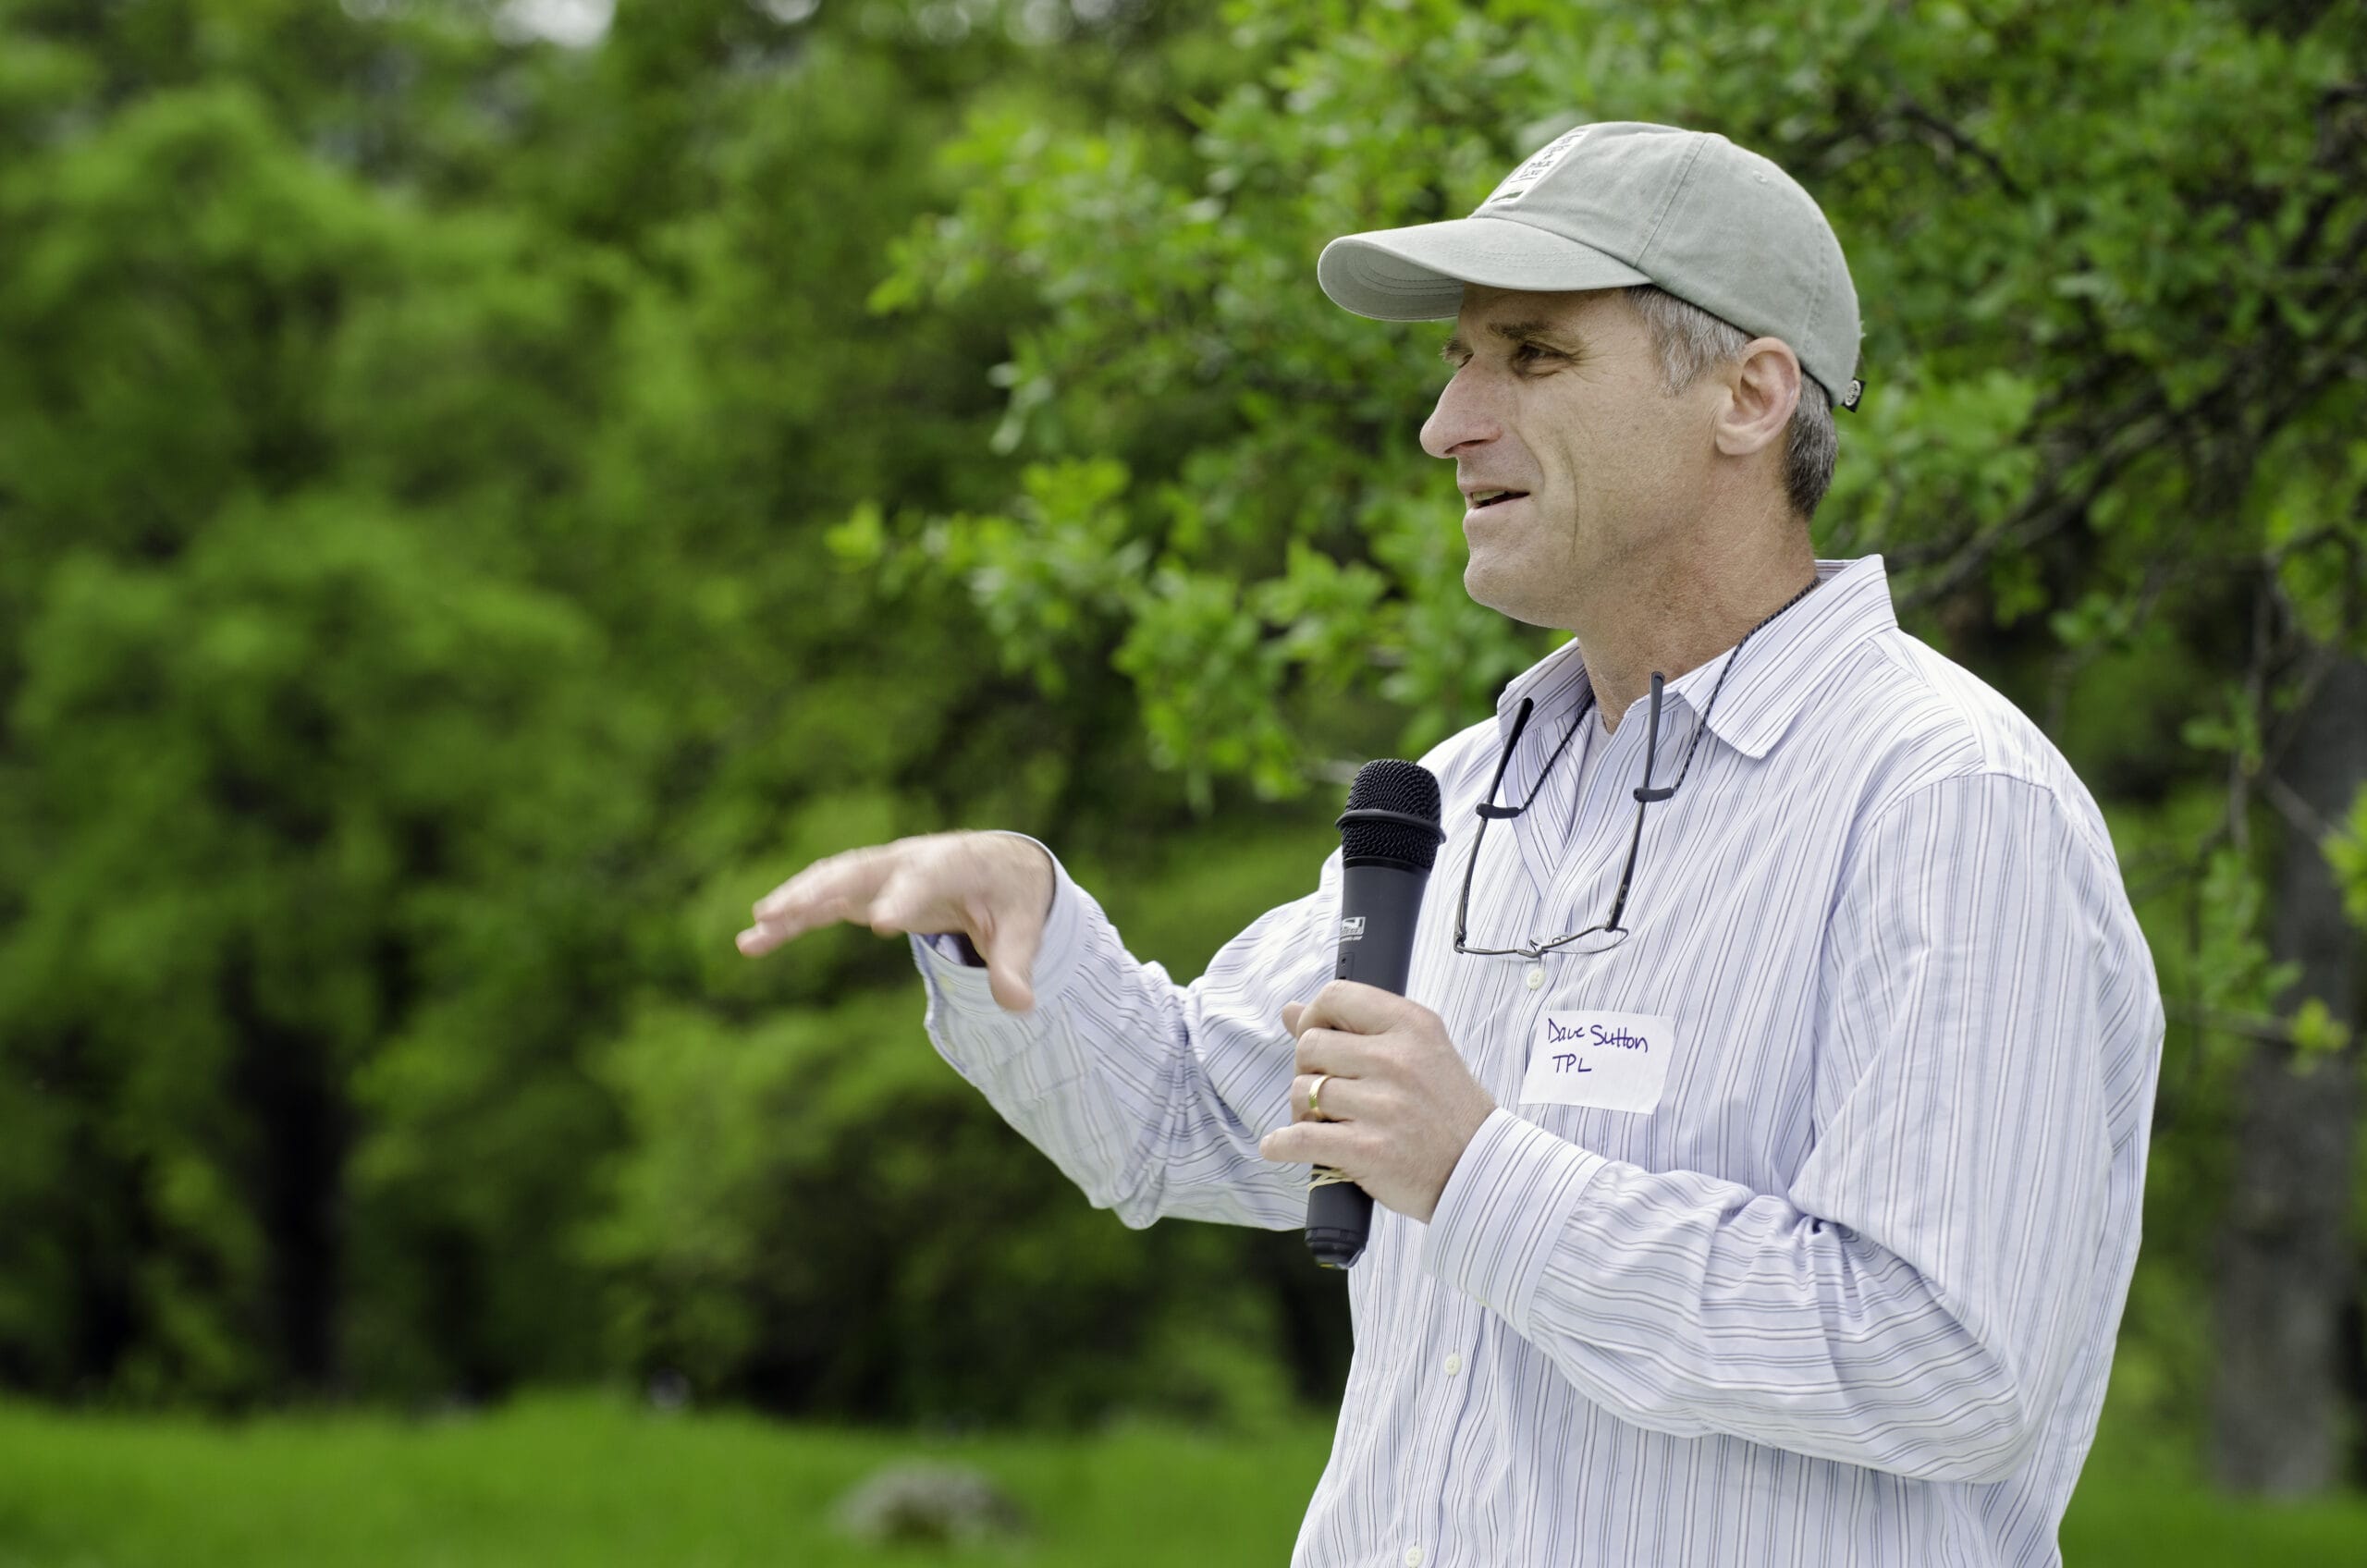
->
[1438,319,1586,365]
[1489,318,1577,347]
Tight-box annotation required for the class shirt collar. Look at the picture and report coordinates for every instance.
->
[1491,555,1898,762]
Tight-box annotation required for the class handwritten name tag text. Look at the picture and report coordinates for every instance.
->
[1521,1010,1676,1115]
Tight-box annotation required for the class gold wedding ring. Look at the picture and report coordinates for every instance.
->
[1308,1072,1331,1121]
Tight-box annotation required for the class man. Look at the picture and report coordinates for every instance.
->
[741,122,2164,1567]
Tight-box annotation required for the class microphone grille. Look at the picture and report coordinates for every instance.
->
[1337,759,1444,871]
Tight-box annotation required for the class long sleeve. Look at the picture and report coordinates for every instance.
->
[1421,772,2142,1483]
[909,834,1342,1232]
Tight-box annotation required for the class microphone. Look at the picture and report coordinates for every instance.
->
[1305,759,1445,1269]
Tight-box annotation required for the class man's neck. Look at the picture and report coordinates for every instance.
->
[1575,540,1820,735]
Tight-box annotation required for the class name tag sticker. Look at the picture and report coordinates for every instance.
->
[1519,1011,1676,1115]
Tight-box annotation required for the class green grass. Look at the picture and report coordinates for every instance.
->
[0,1392,2361,1566]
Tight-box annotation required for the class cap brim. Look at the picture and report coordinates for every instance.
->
[1318,216,1651,321]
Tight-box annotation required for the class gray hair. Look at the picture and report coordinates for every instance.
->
[1624,285,1837,521]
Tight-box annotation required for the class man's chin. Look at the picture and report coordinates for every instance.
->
[1464,560,1563,630]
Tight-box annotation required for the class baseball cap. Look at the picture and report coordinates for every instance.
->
[1317,121,1864,410]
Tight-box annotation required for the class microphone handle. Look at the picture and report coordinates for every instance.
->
[1306,861,1430,1269]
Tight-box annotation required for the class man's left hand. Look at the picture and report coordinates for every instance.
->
[1258,980,1499,1224]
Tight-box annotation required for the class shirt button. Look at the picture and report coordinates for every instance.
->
[1524,965,1544,990]
[1404,1549,1426,1568]
[1443,1352,1463,1377]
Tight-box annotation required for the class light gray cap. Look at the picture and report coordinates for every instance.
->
[1318,121,1864,410]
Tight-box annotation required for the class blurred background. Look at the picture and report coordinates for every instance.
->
[0,0,2362,1562]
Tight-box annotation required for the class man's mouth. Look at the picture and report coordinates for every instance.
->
[1469,489,1528,509]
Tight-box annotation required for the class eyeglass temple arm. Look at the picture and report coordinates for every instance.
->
[1605,672,1673,929]
[1632,672,1675,804]
[1473,697,1533,821]
[1455,698,1533,945]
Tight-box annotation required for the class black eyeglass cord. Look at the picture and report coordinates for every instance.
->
[1489,572,1821,815]
[1458,572,1822,958]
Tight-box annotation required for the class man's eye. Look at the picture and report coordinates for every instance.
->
[1513,344,1551,364]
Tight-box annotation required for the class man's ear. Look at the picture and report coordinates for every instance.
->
[1714,337,1802,458]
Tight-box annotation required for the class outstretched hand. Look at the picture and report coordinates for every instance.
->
[738,832,1056,1012]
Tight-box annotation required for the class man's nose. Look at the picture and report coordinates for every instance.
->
[1419,371,1501,459]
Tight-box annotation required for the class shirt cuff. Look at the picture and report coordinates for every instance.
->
[922,931,984,966]
[1423,1108,1608,1329]
[906,832,1085,1022]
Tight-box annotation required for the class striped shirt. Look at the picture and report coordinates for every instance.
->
[910,553,2164,1568]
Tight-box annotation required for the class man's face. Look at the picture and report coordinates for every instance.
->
[1420,286,1716,630]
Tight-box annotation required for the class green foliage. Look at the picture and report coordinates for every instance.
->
[874,0,2367,778]
[0,486,641,1399]
[589,983,1303,1430]
[2328,783,2367,931]
[0,0,2361,1470]
[0,0,1355,1426]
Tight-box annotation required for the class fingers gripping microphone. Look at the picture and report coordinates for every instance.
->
[1305,759,1445,1270]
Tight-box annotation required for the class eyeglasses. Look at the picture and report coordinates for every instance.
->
[1451,575,1822,962]
[1451,673,1684,960]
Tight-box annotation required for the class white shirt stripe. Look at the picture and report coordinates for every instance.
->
[910,554,2164,1568]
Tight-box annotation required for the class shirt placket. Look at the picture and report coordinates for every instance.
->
[1503,701,1594,911]
[1538,690,1703,946]
[1421,696,1702,1567]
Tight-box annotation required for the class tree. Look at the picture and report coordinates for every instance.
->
[0,0,1357,1426]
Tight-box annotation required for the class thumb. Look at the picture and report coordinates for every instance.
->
[979,905,1041,1014]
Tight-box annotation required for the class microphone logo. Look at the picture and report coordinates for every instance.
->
[1338,916,1367,942]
